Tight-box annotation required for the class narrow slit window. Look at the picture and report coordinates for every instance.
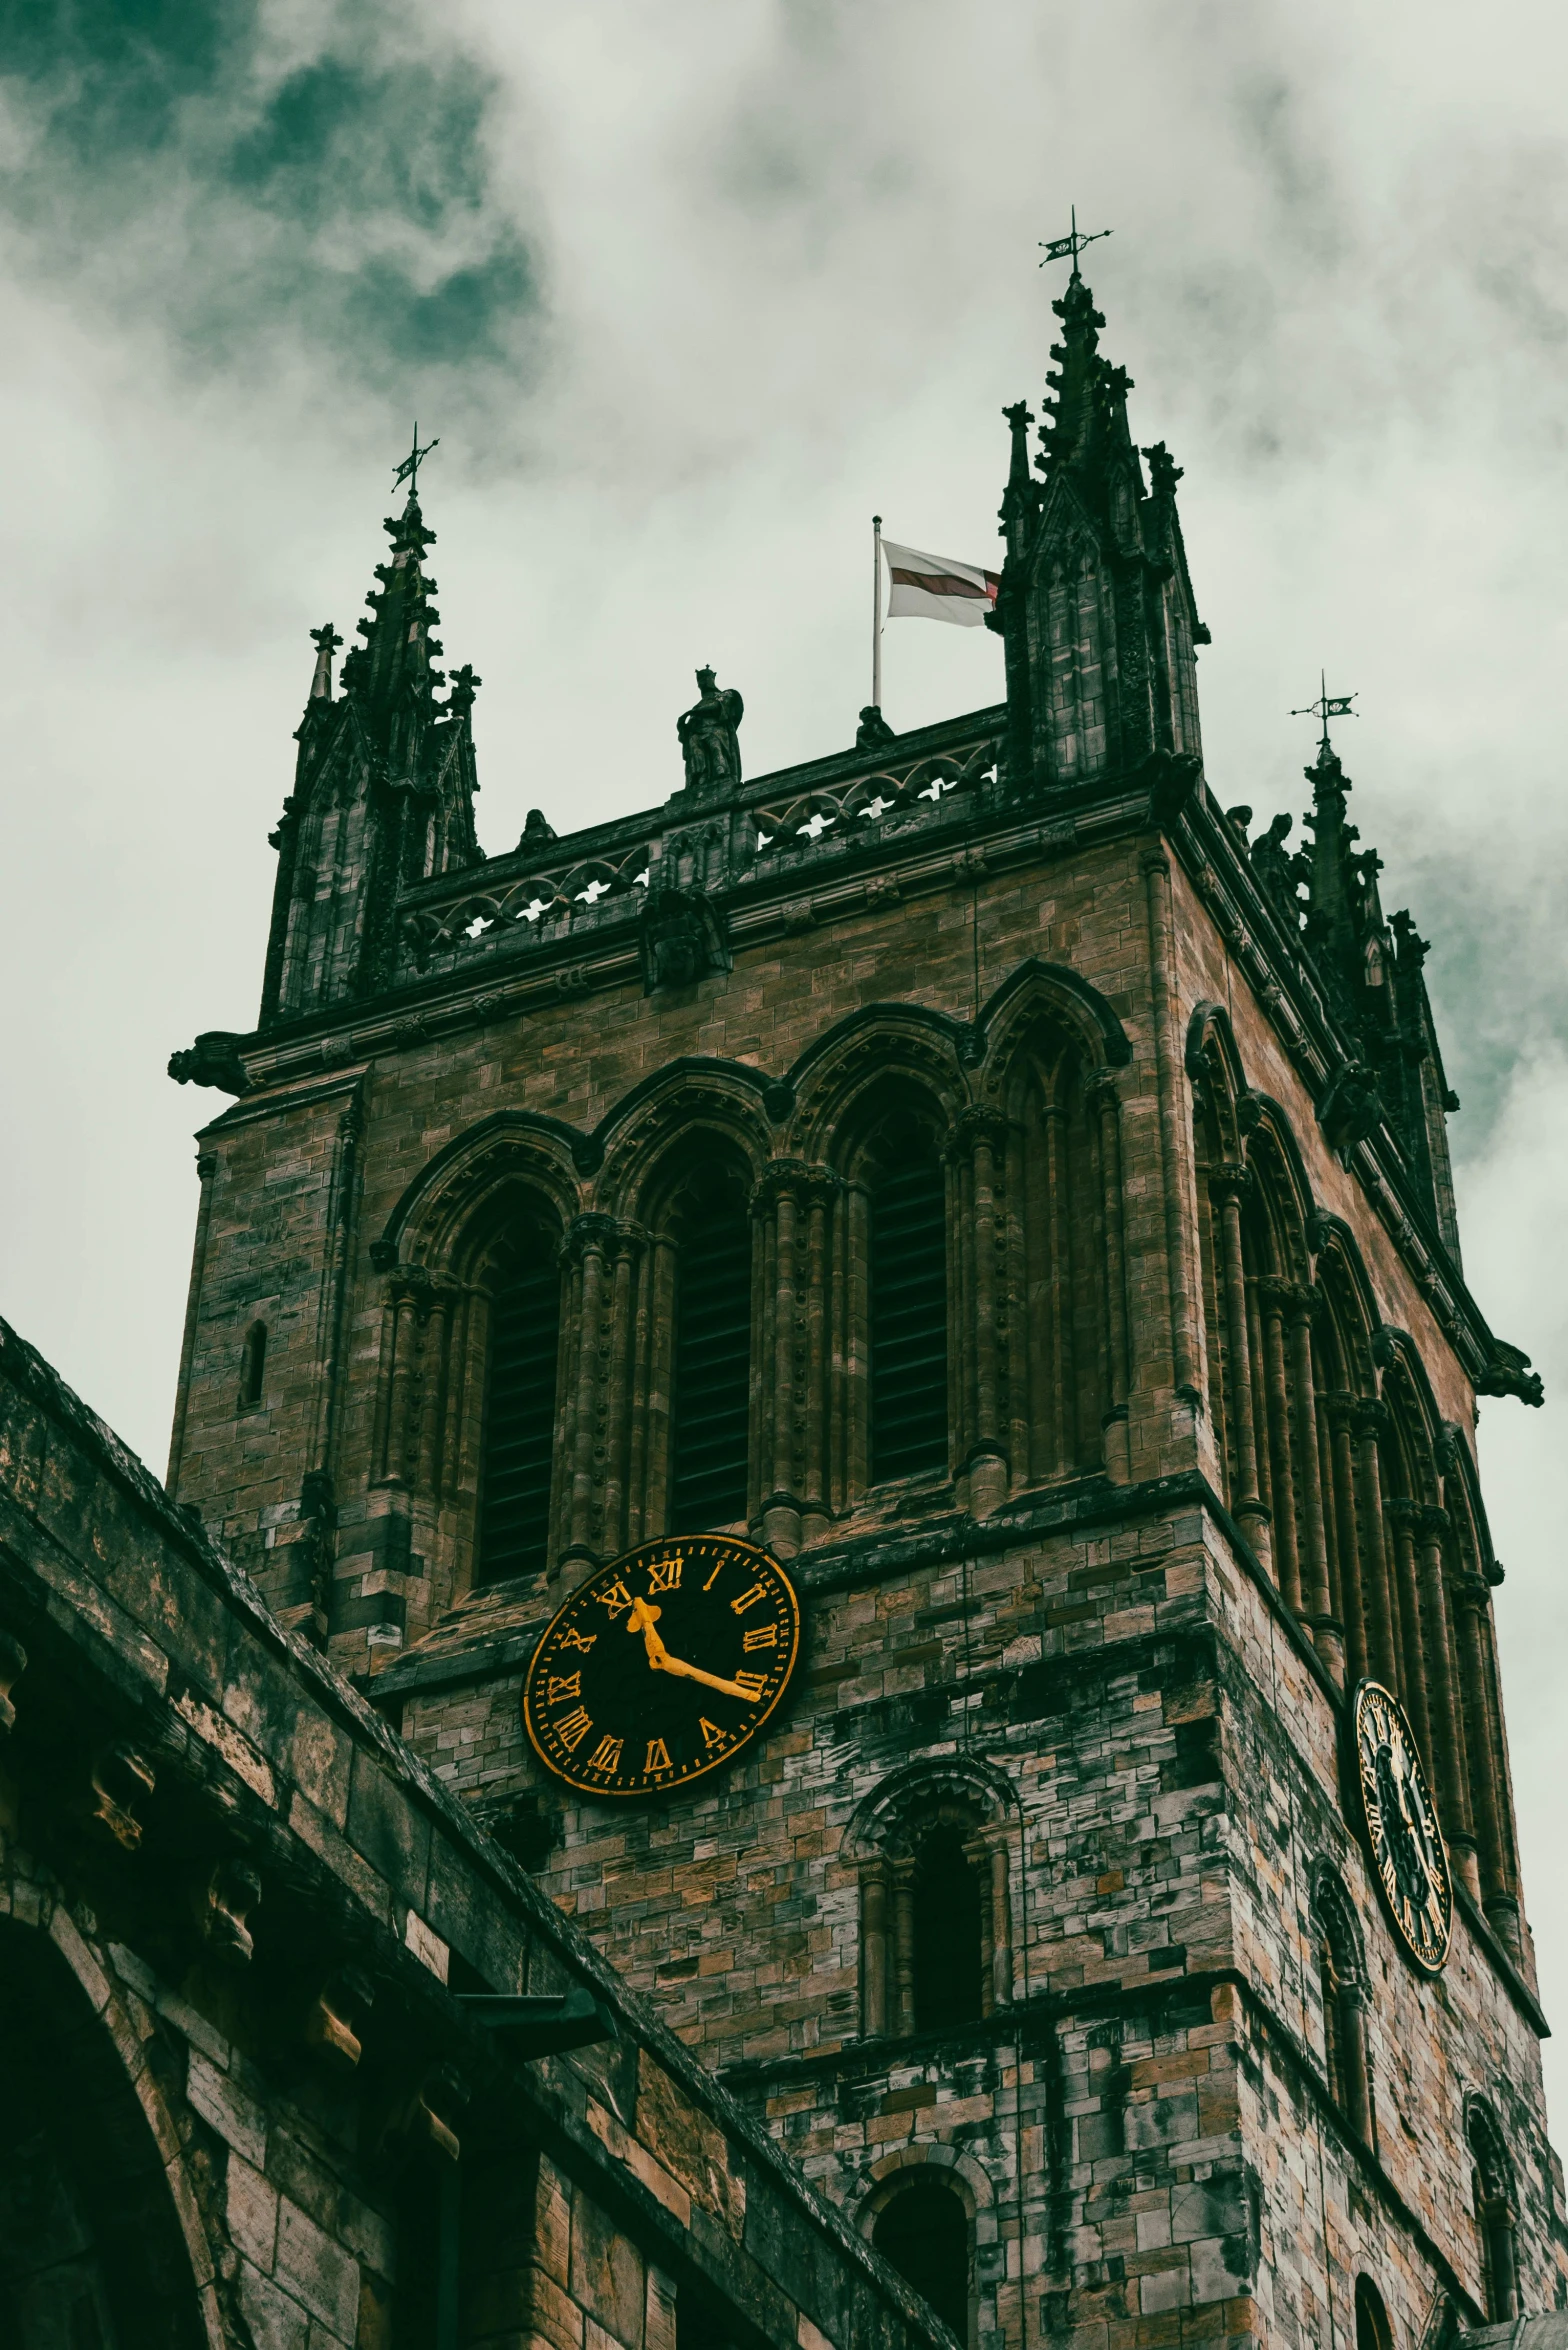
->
[911,1825,984,2031]
[478,1240,561,1584]
[670,1205,752,1529]
[239,1321,267,1410]
[869,1148,948,1481]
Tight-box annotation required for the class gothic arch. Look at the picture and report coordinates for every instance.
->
[1466,2095,1521,2321]
[374,1110,584,1271]
[1312,1223,1382,1402]
[790,1006,970,1169]
[368,1143,574,1613]
[790,1002,970,1132]
[984,987,1130,1486]
[1310,1865,1374,2148]
[1186,1000,1249,1165]
[0,1888,220,2350]
[594,1062,774,1225]
[975,958,1133,1081]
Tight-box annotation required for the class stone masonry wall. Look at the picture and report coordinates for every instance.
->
[0,1313,953,2350]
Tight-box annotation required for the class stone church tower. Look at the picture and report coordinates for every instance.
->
[167,265,1564,2350]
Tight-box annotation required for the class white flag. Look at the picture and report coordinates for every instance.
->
[882,537,1000,628]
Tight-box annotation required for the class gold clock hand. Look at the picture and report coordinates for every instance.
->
[626,1596,669,1665]
[626,1597,755,1700]
[652,1653,754,1702]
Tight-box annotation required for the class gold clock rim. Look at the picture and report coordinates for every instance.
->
[522,1534,802,1799]
[1350,1676,1453,1976]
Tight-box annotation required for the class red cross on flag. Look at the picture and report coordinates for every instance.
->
[882,537,1001,628]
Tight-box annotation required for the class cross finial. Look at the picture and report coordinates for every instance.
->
[1038,205,1112,276]
[394,422,440,499]
[1290,670,1358,751]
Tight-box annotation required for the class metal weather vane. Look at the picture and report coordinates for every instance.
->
[1039,206,1112,273]
[1291,672,1358,749]
[394,423,440,498]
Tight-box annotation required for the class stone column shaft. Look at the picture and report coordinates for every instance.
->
[1328,1400,1366,1685]
[1090,1076,1131,1481]
[1214,1172,1271,1571]
[1141,848,1202,1408]
[1416,1507,1477,1897]
[1352,1405,1398,1692]
[1260,1283,1301,1612]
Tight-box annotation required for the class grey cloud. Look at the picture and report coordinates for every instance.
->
[0,0,539,387]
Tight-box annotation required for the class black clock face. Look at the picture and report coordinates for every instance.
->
[523,1536,801,1798]
[1353,1680,1452,1974]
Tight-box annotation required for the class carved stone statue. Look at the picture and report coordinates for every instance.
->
[676,667,743,800]
[1248,811,1299,919]
[855,705,896,749]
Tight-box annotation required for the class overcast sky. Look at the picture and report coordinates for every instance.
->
[3,0,1566,2123]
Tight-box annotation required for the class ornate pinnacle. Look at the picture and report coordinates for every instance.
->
[308,622,343,702]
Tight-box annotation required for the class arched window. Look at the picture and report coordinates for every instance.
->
[478,1222,562,1584]
[912,1825,984,2032]
[869,1132,948,1483]
[873,2179,970,2344]
[1313,1871,1373,2149]
[1355,2277,1393,2350]
[1468,2100,1520,2322]
[239,1320,267,1410]
[670,1169,752,1529]
[854,1780,1010,2039]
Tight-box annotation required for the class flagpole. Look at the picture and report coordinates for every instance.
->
[871,514,883,714]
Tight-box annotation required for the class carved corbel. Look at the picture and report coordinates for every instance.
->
[197,1857,263,1968]
[0,1630,25,1736]
[305,1963,377,2068]
[384,2063,470,2166]
[88,1743,156,1850]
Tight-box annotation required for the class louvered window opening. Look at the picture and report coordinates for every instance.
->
[671,1212,752,1528]
[870,1156,949,1481]
[478,1247,561,1583]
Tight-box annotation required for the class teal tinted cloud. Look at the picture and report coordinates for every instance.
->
[0,0,537,382]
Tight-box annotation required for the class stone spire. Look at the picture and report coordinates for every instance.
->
[1260,721,1463,1259]
[259,482,482,1026]
[989,270,1208,794]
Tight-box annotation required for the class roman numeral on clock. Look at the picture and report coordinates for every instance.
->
[545,1673,581,1703]
[555,1706,593,1752]
[742,1624,778,1651]
[645,1738,671,1773]
[730,1582,766,1614]
[733,1670,768,1700]
[587,1736,624,1773]
[647,1556,682,1593]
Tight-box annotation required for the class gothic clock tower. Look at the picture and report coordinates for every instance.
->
[167,262,1564,2350]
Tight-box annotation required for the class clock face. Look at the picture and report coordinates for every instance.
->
[1352,1680,1452,1974]
[523,1536,801,1799]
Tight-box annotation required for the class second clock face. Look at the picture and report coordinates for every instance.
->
[523,1535,801,1798]
[1353,1678,1452,1974]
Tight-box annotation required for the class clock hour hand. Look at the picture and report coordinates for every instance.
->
[626,1596,669,1665]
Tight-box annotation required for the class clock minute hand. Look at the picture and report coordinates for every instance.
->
[652,1652,753,1702]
